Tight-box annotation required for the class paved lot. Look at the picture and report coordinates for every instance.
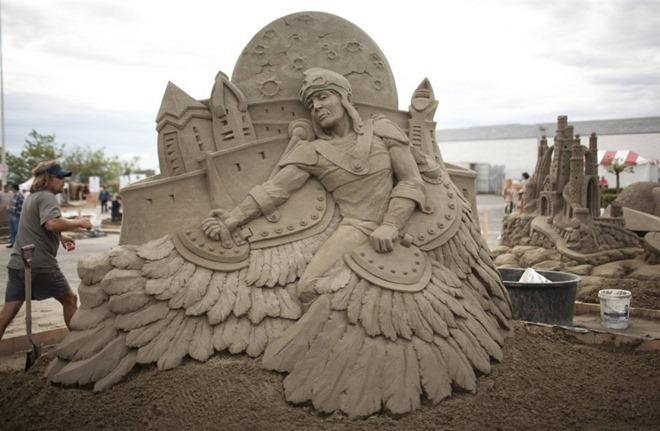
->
[0,194,504,339]
[0,234,120,339]
[474,193,506,248]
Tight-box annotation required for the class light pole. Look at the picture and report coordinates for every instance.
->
[0,1,6,188]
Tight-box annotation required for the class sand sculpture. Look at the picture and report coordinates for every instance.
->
[607,182,660,262]
[501,116,643,265]
[46,12,511,417]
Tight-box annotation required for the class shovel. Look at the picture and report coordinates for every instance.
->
[20,244,41,371]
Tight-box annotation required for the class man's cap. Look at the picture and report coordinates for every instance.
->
[46,164,72,178]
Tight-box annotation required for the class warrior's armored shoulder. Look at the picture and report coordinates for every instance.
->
[373,117,409,146]
[278,140,318,167]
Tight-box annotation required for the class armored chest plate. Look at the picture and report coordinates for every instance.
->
[344,242,431,292]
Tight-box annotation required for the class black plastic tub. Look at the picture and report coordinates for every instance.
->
[497,268,580,325]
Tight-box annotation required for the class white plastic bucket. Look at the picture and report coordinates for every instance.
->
[598,289,632,329]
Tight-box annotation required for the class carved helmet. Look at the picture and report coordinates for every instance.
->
[299,68,363,135]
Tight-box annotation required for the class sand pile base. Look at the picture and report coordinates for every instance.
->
[1,323,659,430]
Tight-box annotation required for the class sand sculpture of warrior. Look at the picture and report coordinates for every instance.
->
[45,12,512,419]
[202,68,427,303]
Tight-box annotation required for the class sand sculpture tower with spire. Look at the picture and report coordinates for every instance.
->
[502,116,643,264]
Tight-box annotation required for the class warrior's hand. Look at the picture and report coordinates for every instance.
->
[201,216,235,248]
[369,223,399,253]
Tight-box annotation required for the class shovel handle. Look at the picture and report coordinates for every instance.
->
[25,266,32,339]
[20,244,35,341]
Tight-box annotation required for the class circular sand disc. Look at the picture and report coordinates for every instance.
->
[231,11,398,108]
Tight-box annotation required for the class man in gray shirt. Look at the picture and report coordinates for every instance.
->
[0,161,92,340]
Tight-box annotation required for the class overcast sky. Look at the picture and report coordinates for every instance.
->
[2,0,659,171]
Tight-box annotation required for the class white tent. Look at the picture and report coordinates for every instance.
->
[598,149,659,188]
[19,177,32,192]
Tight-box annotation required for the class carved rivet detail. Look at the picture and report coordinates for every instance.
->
[311,214,319,220]
[445,214,453,220]
[437,222,445,229]
[412,268,417,273]
[447,192,454,198]
[287,225,294,231]
[417,234,426,241]
[316,205,324,211]
[415,261,420,266]
[359,252,366,257]
[275,228,283,234]
[448,203,455,209]
[300,221,307,226]
[317,196,324,201]
[428,228,436,234]
[390,269,396,274]
[260,231,269,237]
[378,265,385,270]
[368,259,374,264]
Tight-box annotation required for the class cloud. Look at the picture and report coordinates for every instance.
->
[5,92,159,170]
[2,0,659,161]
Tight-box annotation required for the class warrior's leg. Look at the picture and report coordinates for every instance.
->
[298,224,368,303]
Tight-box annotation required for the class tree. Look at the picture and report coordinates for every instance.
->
[7,130,143,185]
[6,130,64,184]
[605,160,634,190]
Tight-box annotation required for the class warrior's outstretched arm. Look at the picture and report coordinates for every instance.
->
[382,143,425,230]
[223,164,311,229]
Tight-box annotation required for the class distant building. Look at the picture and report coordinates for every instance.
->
[436,116,660,181]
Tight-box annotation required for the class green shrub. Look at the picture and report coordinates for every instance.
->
[601,189,620,208]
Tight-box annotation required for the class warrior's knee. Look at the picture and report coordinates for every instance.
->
[297,272,319,305]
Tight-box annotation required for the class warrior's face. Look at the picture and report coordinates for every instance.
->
[310,90,347,131]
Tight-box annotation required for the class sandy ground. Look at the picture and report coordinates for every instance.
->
[1,196,658,430]
[0,323,658,431]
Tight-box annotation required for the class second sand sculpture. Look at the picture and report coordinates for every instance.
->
[46,12,512,417]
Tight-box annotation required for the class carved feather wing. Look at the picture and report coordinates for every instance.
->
[261,200,512,418]
[47,210,340,391]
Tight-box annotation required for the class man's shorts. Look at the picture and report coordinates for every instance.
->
[5,267,72,302]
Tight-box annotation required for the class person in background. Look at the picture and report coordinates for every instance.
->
[599,175,609,190]
[99,186,110,213]
[2,184,14,245]
[502,178,515,216]
[7,184,24,248]
[518,172,530,213]
[0,160,92,340]
[111,194,122,223]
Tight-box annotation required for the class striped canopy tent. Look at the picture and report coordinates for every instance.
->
[598,149,660,188]
[598,150,658,167]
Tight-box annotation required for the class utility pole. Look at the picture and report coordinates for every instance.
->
[0,1,6,188]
